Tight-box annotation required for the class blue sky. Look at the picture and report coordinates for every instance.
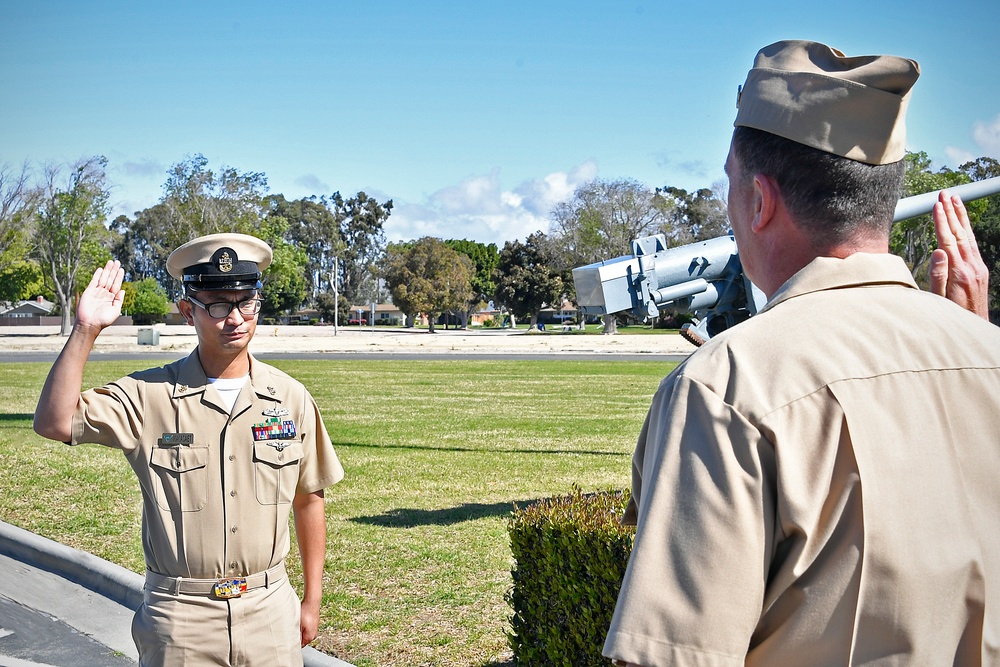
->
[2,1,998,246]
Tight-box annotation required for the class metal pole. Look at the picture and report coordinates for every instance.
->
[332,257,338,337]
[893,175,1000,222]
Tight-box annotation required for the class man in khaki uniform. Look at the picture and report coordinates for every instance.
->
[604,41,1000,666]
[34,233,344,666]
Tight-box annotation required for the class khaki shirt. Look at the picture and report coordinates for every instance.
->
[71,351,344,580]
[604,254,1000,667]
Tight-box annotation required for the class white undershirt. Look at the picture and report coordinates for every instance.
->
[207,375,249,413]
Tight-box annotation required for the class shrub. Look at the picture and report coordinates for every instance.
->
[506,486,634,666]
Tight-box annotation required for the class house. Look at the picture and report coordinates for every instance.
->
[0,297,58,326]
[348,303,404,326]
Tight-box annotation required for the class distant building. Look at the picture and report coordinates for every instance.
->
[0,297,57,326]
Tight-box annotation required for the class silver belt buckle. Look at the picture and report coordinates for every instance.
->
[212,577,247,599]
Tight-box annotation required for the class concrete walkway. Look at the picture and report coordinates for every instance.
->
[0,521,353,667]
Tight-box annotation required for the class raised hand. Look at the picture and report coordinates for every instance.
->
[75,260,126,330]
[929,191,989,320]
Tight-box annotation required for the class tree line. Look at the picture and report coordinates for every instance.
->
[1,152,998,335]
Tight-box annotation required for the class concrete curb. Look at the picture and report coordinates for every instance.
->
[0,520,354,667]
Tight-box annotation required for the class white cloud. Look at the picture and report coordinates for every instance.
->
[121,158,165,178]
[384,162,598,246]
[294,173,330,193]
[972,113,1000,157]
[944,146,975,166]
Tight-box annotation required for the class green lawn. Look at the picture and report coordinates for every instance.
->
[0,357,675,666]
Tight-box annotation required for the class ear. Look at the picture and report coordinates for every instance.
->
[750,173,779,233]
[177,299,195,326]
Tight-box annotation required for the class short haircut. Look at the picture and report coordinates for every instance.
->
[731,126,905,248]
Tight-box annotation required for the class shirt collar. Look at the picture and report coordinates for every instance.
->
[761,253,918,315]
[173,351,281,403]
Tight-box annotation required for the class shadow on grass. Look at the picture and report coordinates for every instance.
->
[0,413,33,421]
[341,441,626,458]
[350,499,539,528]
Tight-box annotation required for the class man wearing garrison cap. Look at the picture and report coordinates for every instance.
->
[604,41,1000,666]
[34,233,344,666]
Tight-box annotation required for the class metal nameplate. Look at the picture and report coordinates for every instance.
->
[158,432,194,447]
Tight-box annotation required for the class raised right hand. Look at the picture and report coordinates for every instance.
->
[929,191,990,320]
[75,260,126,330]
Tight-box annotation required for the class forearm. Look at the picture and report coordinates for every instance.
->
[293,490,327,602]
[33,322,102,442]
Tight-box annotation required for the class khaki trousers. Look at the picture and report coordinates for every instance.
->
[132,575,301,666]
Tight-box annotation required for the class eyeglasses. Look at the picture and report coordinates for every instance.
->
[187,295,263,319]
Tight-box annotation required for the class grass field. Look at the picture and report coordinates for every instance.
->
[0,357,676,666]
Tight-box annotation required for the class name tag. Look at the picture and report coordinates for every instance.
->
[158,432,194,447]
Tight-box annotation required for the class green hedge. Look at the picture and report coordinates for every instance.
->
[506,486,635,666]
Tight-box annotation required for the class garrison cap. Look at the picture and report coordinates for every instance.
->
[166,233,272,291]
[734,40,920,165]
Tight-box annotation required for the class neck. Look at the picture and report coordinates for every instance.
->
[757,223,890,299]
[198,349,250,379]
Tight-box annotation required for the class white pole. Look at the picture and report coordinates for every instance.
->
[332,257,339,337]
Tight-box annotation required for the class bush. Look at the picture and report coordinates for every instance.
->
[506,486,634,666]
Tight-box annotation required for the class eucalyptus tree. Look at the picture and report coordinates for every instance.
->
[30,156,113,334]
[330,191,393,305]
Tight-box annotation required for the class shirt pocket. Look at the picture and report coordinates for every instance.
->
[149,445,210,512]
[252,440,304,505]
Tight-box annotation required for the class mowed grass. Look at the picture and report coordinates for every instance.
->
[0,356,675,666]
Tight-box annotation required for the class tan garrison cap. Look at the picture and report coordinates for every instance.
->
[166,233,272,291]
[734,40,920,165]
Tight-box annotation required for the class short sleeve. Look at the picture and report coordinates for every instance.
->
[70,377,144,453]
[604,375,776,667]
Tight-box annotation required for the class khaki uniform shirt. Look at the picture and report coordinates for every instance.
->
[604,254,1000,666]
[70,351,344,580]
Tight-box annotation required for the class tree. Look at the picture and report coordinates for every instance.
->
[548,178,668,333]
[0,260,45,303]
[655,184,730,245]
[444,239,499,328]
[0,162,35,273]
[30,156,113,334]
[383,237,474,333]
[549,178,668,269]
[112,155,271,299]
[109,204,176,294]
[494,232,563,330]
[330,191,392,305]
[314,291,353,326]
[230,212,308,321]
[122,277,171,324]
[160,154,269,241]
[265,194,344,298]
